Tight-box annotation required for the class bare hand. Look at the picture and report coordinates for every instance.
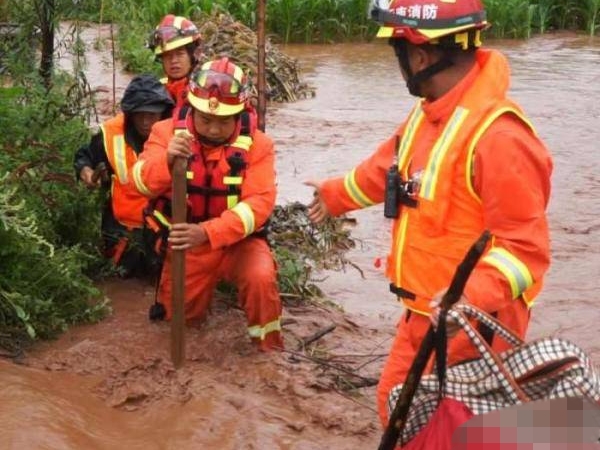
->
[168,222,208,250]
[304,179,330,224]
[79,166,100,189]
[429,290,467,337]
[167,133,193,169]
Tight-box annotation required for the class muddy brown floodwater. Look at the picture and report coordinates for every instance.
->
[1,25,600,449]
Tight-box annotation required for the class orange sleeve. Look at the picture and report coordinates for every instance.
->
[464,114,553,312]
[203,130,277,249]
[132,119,175,198]
[320,130,400,216]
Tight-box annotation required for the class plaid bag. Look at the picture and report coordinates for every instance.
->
[388,304,600,446]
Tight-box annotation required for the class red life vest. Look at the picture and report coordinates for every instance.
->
[174,106,254,222]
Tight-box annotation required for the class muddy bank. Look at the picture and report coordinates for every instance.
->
[2,279,392,449]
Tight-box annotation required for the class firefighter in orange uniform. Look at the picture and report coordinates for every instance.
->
[131,57,283,351]
[149,14,202,112]
[74,74,174,278]
[305,0,552,426]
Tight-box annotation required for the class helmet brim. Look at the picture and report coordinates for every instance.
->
[188,95,245,116]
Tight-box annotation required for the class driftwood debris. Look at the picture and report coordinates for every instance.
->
[195,12,315,103]
[297,324,336,350]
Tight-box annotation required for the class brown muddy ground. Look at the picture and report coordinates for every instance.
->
[3,279,389,449]
[2,24,600,449]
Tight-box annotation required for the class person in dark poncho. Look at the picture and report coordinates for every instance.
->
[74,74,174,278]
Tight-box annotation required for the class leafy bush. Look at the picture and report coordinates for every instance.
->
[0,75,110,351]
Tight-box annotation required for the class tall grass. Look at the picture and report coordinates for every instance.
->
[52,0,600,49]
[484,0,599,37]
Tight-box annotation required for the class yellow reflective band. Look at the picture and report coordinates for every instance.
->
[231,201,255,236]
[394,213,410,289]
[482,247,534,299]
[465,107,536,202]
[173,16,184,28]
[343,168,375,209]
[223,176,242,185]
[420,107,469,200]
[233,135,252,151]
[186,171,194,180]
[398,106,425,169]
[419,23,488,41]
[153,210,172,229]
[232,65,244,87]
[113,134,129,184]
[132,161,153,197]
[247,317,281,340]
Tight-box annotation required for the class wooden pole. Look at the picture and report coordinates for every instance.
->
[256,0,267,132]
[170,156,187,368]
[378,230,491,450]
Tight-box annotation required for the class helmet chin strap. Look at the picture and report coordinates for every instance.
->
[406,58,454,97]
[393,39,454,97]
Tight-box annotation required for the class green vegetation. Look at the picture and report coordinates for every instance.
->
[485,0,600,38]
[0,78,110,354]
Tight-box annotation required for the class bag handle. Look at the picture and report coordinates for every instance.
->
[447,308,531,403]
[454,304,524,347]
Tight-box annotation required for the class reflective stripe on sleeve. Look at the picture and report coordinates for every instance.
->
[343,168,376,208]
[482,247,534,299]
[132,160,153,197]
[231,201,255,236]
[247,317,281,340]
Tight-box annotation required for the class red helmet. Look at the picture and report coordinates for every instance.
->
[371,0,489,47]
[150,14,201,55]
[187,57,249,116]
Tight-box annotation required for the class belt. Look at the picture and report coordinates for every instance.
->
[389,283,416,300]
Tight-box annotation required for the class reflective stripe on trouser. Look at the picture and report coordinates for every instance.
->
[375,300,530,428]
[158,237,283,351]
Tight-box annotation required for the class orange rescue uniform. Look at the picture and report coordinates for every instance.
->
[101,113,149,230]
[318,49,553,425]
[131,114,283,351]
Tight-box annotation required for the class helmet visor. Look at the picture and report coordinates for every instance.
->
[189,70,247,105]
[152,25,197,50]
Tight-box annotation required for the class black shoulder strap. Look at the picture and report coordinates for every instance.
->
[240,110,251,136]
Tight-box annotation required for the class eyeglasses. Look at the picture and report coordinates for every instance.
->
[189,70,248,104]
[151,25,198,49]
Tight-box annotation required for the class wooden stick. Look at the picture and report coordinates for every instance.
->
[170,156,187,368]
[256,0,267,132]
[378,230,491,450]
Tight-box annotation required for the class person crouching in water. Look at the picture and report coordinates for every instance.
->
[74,74,174,278]
[131,57,283,351]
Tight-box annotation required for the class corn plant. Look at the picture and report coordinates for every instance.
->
[581,0,600,35]
[532,0,559,34]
